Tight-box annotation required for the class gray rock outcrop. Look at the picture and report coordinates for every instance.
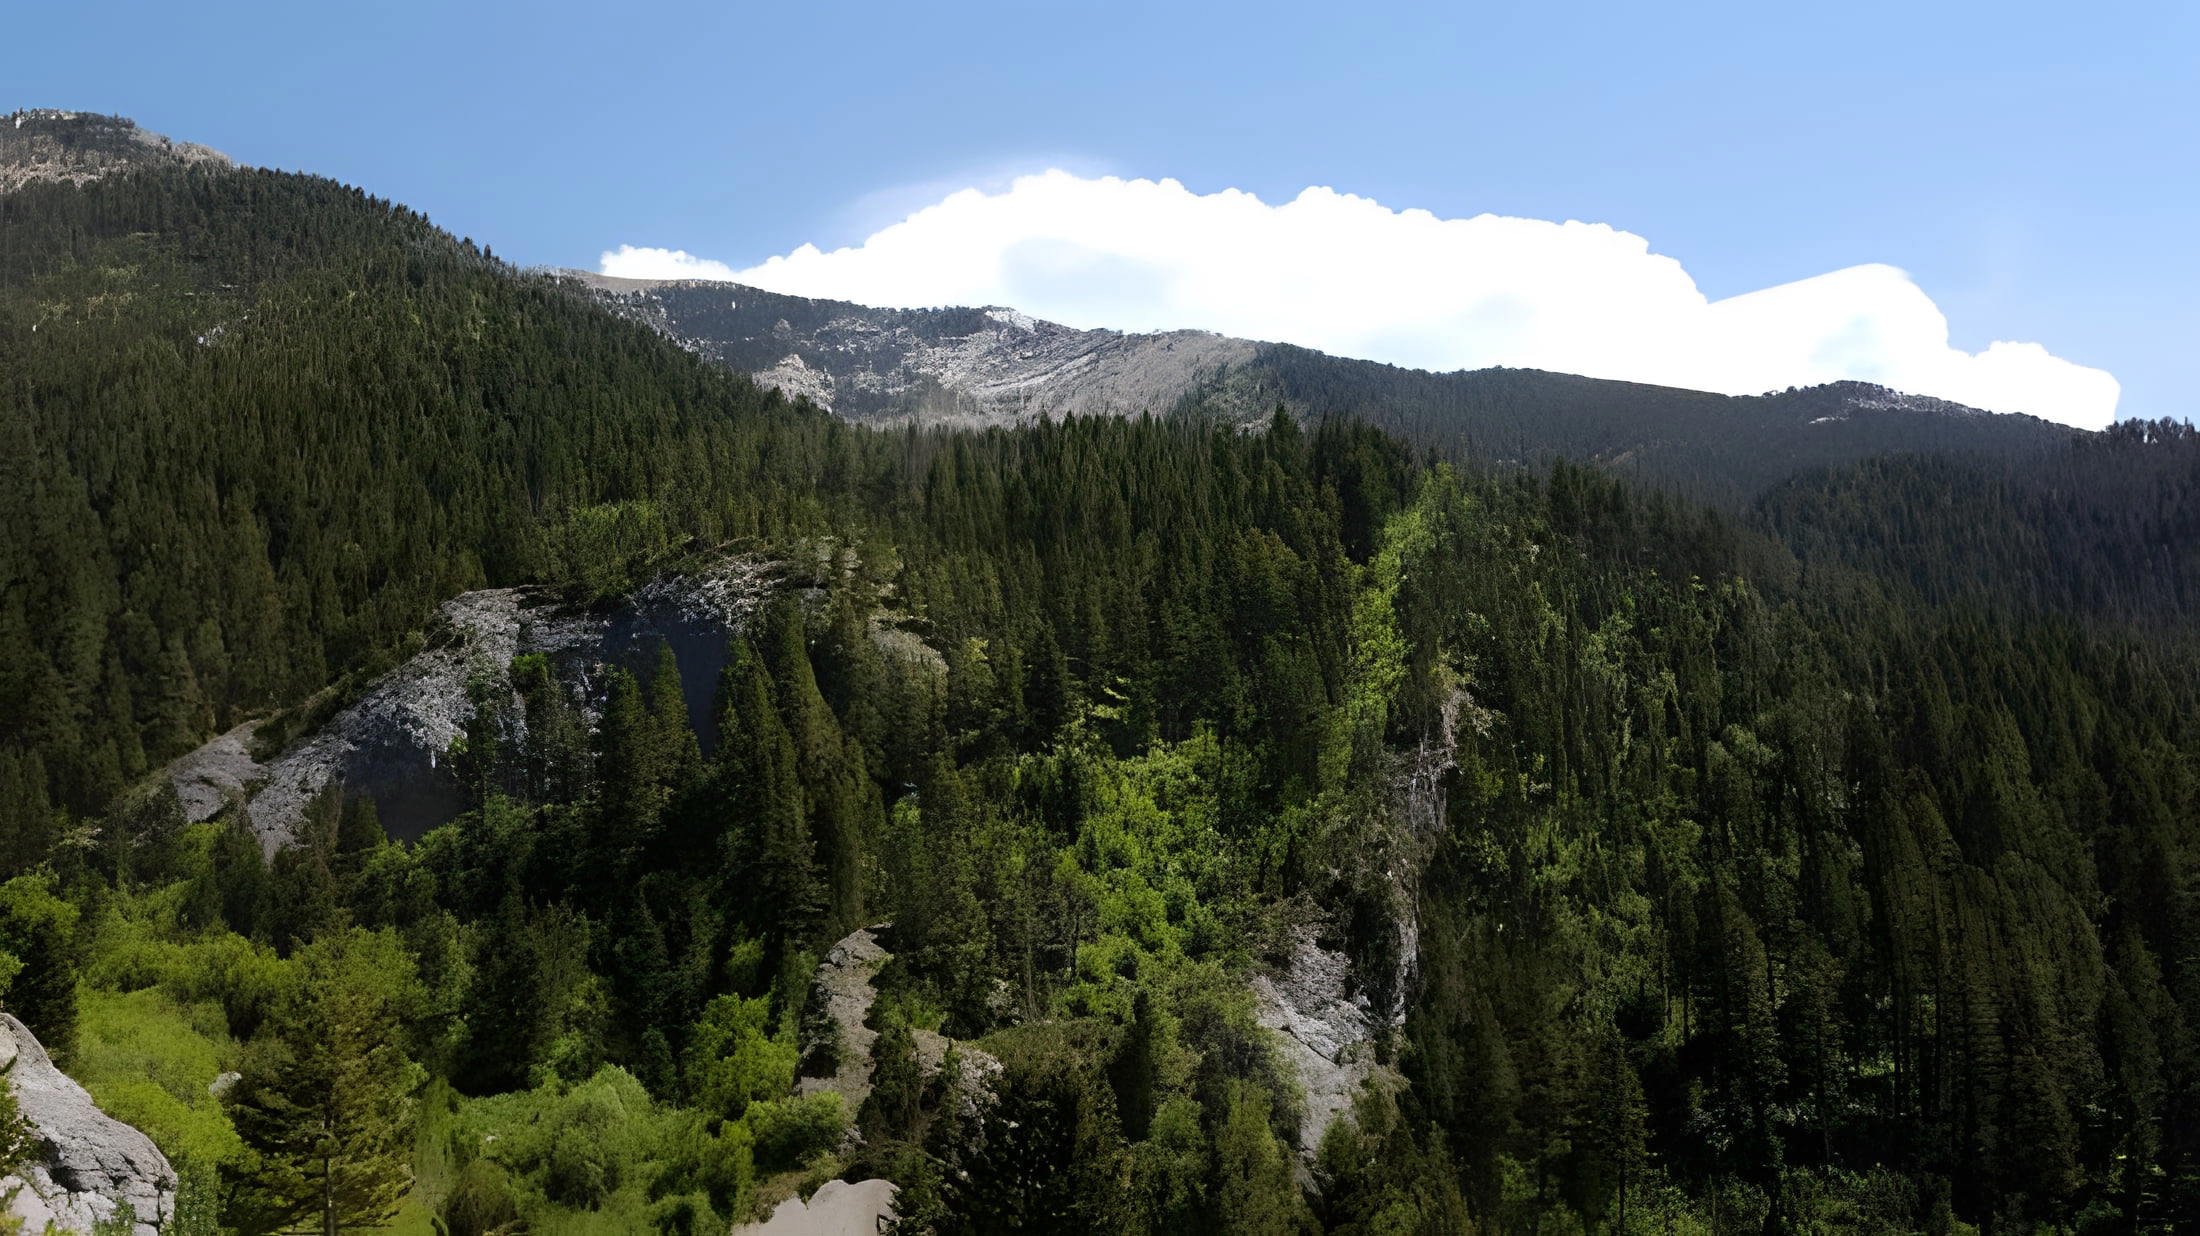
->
[564,271,1255,426]
[2,110,230,194]
[164,555,779,849]
[1,1015,175,1236]
[1252,926,1402,1158]
[797,926,1000,1128]
[735,1177,897,1235]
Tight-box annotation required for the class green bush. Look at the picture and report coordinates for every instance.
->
[441,1158,523,1236]
[744,1092,846,1172]
[546,1125,614,1209]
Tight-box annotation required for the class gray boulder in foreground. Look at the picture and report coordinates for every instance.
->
[736,1177,898,1235]
[2,1013,175,1236]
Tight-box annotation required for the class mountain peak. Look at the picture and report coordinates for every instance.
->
[2,108,230,193]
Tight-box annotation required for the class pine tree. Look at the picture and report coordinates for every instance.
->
[1579,1026,1649,1231]
[647,641,701,795]
[593,667,665,866]
[717,637,821,950]
[514,654,587,805]
[1213,1081,1315,1236]
[859,1017,923,1145]
[227,928,423,1235]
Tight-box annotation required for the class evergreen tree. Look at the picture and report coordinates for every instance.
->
[1213,1081,1315,1236]
[226,928,423,1235]
[716,637,821,951]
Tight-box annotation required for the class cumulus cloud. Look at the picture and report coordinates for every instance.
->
[602,172,2118,428]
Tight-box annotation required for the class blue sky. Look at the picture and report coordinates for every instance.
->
[8,0,2193,422]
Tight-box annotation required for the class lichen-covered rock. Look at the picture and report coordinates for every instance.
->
[1,1014,175,1236]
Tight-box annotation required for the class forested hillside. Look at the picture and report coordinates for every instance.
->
[0,160,861,839]
[2,129,2197,1235]
[1199,348,2079,505]
[1760,419,2200,630]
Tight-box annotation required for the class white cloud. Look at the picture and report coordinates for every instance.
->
[599,246,743,281]
[602,171,2119,429]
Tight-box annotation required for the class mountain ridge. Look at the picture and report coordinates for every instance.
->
[561,267,2078,501]
[1,109,229,193]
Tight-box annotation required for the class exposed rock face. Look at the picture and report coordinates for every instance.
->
[165,555,779,848]
[797,926,1001,1126]
[753,352,837,409]
[1257,687,1475,1159]
[161,721,268,826]
[735,1177,897,1235]
[563,271,1255,425]
[797,928,892,1111]
[1,1015,175,1236]
[1252,926,1402,1157]
[2,109,230,194]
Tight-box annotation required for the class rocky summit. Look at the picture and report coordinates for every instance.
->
[568,270,1255,425]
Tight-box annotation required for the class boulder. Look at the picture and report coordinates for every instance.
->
[1,1014,175,1236]
[735,1177,897,1235]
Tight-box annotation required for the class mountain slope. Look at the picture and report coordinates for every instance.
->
[0,121,847,825]
[1761,416,2200,628]
[574,271,2077,502]
[1,109,228,193]
[7,113,2200,1236]
[570,270,1255,423]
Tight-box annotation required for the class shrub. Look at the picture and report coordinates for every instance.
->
[744,1092,846,1172]
[441,1158,523,1236]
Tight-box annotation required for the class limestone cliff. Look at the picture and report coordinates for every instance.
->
[163,555,780,848]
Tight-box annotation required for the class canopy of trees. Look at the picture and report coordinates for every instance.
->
[2,155,2196,1234]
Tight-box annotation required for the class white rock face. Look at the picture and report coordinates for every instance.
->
[1,1015,175,1236]
[1252,927,1401,1157]
[797,926,1001,1128]
[736,1177,897,1235]
[163,555,779,849]
[563,270,1257,426]
[1257,687,1470,1160]
[754,352,837,410]
[797,927,892,1112]
[160,721,268,824]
